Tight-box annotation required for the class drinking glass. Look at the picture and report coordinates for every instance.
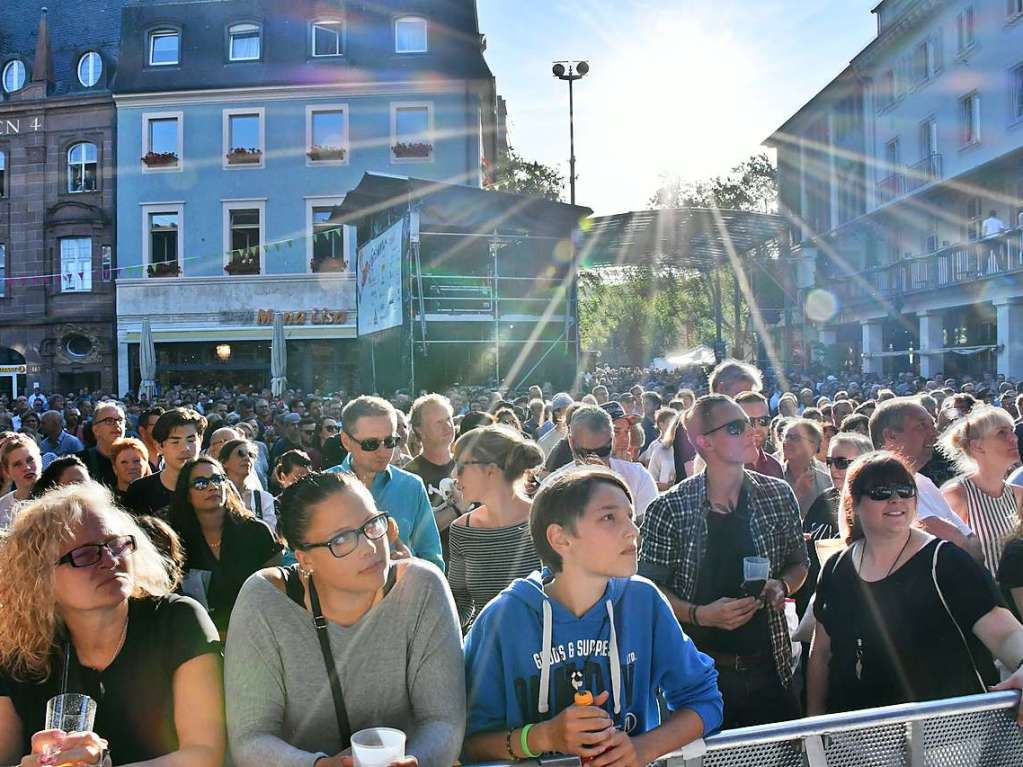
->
[45,693,97,734]
[351,727,406,767]
[742,556,770,599]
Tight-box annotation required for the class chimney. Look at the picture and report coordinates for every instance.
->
[31,7,53,86]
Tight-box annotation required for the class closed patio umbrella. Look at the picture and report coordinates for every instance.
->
[139,318,157,402]
[271,311,287,396]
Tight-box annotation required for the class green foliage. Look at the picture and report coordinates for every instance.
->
[649,152,777,213]
[489,146,565,202]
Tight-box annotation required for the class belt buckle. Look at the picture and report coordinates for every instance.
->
[733,654,749,672]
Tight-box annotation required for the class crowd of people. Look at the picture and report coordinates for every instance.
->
[2,358,1023,766]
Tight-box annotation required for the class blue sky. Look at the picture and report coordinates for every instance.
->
[477,0,878,215]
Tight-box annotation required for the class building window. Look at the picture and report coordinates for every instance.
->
[1012,63,1023,122]
[143,206,183,277]
[224,109,263,167]
[391,102,433,161]
[919,117,937,158]
[306,106,349,163]
[1010,0,1023,20]
[957,6,975,53]
[960,91,981,146]
[2,60,25,93]
[59,238,92,293]
[77,52,102,87]
[142,112,182,169]
[966,196,982,241]
[228,23,261,61]
[394,16,428,53]
[308,198,348,272]
[914,40,933,83]
[223,202,264,275]
[149,29,180,66]
[878,69,895,110]
[0,150,5,198]
[67,142,98,193]
[312,21,344,57]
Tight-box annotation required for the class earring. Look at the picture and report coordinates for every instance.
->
[299,565,314,578]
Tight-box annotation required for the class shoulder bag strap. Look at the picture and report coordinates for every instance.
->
[308,575,352,749]
[930,540,987,692]
[254,490,263,521]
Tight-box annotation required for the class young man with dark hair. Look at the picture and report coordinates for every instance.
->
[136,406,166,472]
[123,408,207,519]
[463,466,722,764]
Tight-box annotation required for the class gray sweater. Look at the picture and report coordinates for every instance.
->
[224,560,466,767]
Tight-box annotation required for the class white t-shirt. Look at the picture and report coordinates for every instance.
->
[537,425,566,459]
[244,488,278,531]
[646,442,676,487]
[915,472,973,536]
[982,216,1007,238]
[542,456,659,524]
[0,491,23,531]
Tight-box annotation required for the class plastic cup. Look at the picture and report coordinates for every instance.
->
[350,727,406,767]
[45,693,97,733]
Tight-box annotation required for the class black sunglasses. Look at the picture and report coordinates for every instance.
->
[347,434,402,452]
[58,535,137,568]
[865,484,916,501]
[703,418,751,437]
[749,416,772,427]
[575,442,613,459]
[191,473,228,490]
[826,456,854,470]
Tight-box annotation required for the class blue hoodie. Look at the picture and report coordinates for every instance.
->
[464,570,723,740]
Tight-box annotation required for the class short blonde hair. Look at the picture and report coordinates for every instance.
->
[938,404,1015,474]
[0,482,175,682]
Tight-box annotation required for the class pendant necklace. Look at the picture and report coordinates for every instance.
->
[854,531,913,680]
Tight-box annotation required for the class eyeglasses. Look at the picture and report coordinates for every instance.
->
[94,416,125,428]
[826,456,855,470]
[347,434,401,452]
[297,513,390,559]
[191,473,228,490]
[455,459,492,474]
[57,535,137,568]
[703,418,751,437]
[322,424,339,433]
[749,416,772,427]
[574,442,613,459]
[864,484,916,501]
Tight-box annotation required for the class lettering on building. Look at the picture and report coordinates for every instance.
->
[0,117,44,136]
[256,309,349,325]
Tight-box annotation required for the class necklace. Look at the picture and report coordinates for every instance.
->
[78,610,129,673]
[853,531,913,680]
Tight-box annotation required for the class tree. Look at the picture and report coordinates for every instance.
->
[649,152,777,212]
[488,147,565,202]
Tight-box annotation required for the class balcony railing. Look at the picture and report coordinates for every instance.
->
[876,172,903,204]
[904,152,942,193]
[826,228,1023,307]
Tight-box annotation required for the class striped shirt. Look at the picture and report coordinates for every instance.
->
[446,517,540,630]
[961,477,1018,578]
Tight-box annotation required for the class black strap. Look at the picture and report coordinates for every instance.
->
[254,490,263,521]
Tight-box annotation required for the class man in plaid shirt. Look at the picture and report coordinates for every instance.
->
[639,394,809,728]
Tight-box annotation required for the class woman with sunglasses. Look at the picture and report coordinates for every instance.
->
[224,472,464,767]
[807,452,1023,720]
[0,482,225,767]
[938,405,1022,579]
[448,425,543,630]
[169,457,283,637]
[219,439,278,531]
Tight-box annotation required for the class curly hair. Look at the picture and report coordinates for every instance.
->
[0,482,176,682]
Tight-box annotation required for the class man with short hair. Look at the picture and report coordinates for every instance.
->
[592,385,609,405]
[542,405,657,524]
[136,406,165,472]
[207,426,241,462]
[869,397,982,560]
[522,398,550,439]
[76,401,127,489]
[270,413,303,466]
[619,392,637,418]
[640,391,663,449]
[123,408,207,518]
[734,392,783,479]
[405,394,461,556]
[327,395,444,570]
[39,410,83,457]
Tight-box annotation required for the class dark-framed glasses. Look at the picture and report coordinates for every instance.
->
[348,434,401,452]
[297,513,390,559]
[94,416,126,428]
[191,473,228,490]
[865,484,916,501]
[826,456,855,470]
[703,418,751,437]
[575,442,613,460]
[58,535,136,568]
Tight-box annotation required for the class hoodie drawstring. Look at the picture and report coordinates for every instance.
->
[606,599,621,715]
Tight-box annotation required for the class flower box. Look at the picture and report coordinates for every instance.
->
[311,256,348,273]
[226,148,263,165]
[141,151,179,167]
[225,256,260,275]
[392,142,433,159]
[307,145,347,162]
[147,261,181,278]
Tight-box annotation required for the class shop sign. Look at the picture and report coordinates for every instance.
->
[256,309,349,325]
[0,117,44,135]
[0,365,27,374]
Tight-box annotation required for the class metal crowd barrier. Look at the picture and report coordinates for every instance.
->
[465,691,1023,767]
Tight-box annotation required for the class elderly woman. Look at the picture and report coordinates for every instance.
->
[781,419,832,519]
[111,437,152,502]
[218,439,277,531]
[0,482,225,766]
[224,472,465,767]
[807,452,1023,720]
[0,435,42,529]
[938,405,1023,579]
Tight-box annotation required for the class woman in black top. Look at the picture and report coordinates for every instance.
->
[807,452,1023,721]
[169,457,283,637]
[0,481,225,766]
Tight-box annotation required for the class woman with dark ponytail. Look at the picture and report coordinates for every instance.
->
[447,425,543,629]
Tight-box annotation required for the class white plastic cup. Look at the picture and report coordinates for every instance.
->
[45,693,97,733]
[350,727,406,767]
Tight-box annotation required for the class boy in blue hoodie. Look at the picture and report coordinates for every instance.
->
[463,466,722,766]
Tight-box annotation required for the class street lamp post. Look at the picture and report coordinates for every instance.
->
[552,60,589,206]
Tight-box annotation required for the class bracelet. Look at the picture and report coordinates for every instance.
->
[692,604,701,626]
[520,723,540,759]
[505,729,516,759]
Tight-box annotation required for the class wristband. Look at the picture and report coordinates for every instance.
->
[692,604,701,626]
[505,729,515,758]
[520,723,540,759]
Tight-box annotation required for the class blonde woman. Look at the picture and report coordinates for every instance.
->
[645,407,679,491]
[0,435,42,530]
[0,482,225,766]
[940,405,1023,578]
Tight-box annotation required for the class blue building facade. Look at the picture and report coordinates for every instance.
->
[113,0,500,393]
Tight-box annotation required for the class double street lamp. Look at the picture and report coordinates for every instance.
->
[552,60,589,206]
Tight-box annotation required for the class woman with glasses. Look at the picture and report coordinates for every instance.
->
[224,472,464,767]
[807,452,1023,719]
[448,425,543,630]
[169,457,283,637]
[781,419,831,520]
[219,439,278,531]
[938,406,1022,579]
[0,435,41,530]
[0,482,225,766]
